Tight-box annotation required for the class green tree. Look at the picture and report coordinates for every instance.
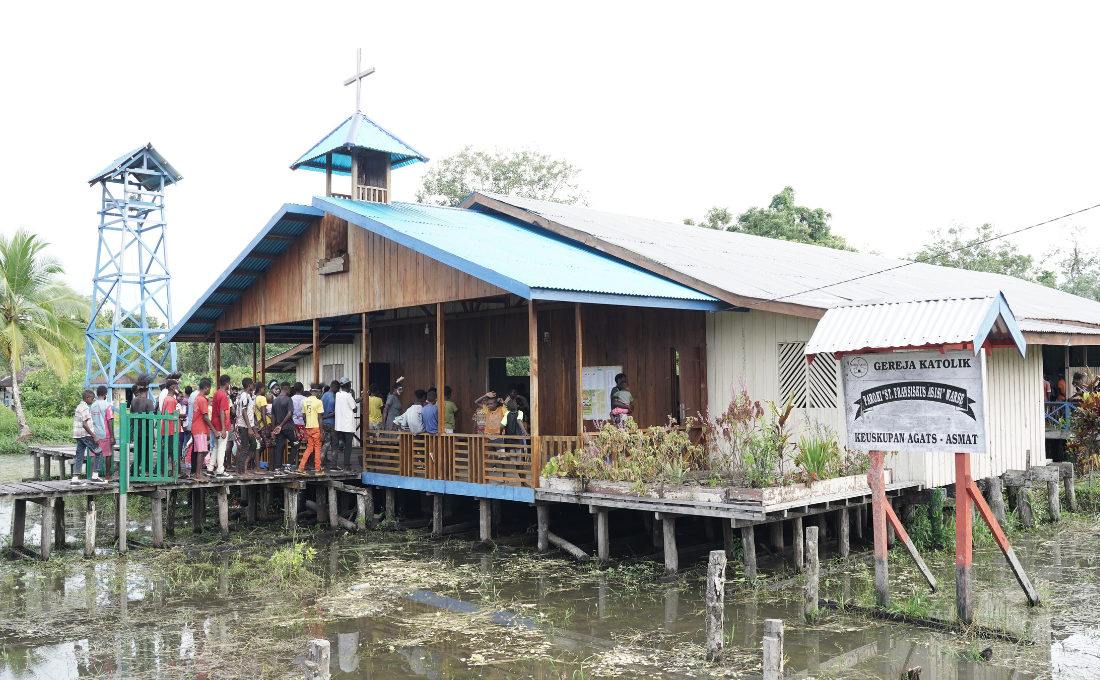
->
[685,186,853,251]
[1036,228,1100,301]
[416,146,586,207]
[0,230,86,438]
[911,223,1035,279]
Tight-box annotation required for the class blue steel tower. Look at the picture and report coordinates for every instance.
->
[85,144,182,389]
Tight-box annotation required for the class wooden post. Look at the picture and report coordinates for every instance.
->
[312,318,320,384]
[151,492,163,548]
[596,508,609,568]
[479,498,491,541]
[793,516,804,572]
[805,524,819,622]
[762,619,783,680]
[306,638,331,680]
[1018,482,1034,528]
[285,487,298,532]
[741,525,757,580]
[436,302,445,420]
[432,494,443,537]
[955,451,973,623]
[350,149,359,199]
[722,518,734,559]
[528,300,540,485]
[981,476,1006,527]
[259,325,266,390]
[1047,479,1061,522]
[356,494,368,530]
[252,340,257,383]
[855,505,864,539]
[192,489,204,534]
[1061,462,1078,512]
[33,452,40,479]
[218,486,229,540]
[245,487,256,526]
[328,486,339,528]
[362,312,370,451]
[817,512,827,541]
[45,454,51,480]
[869,450,889,608]
[11,499,26,549]
[662,516,678,575]
[166,490,176,537]
[385,488,395,522]
[54,498,66,549]
[362,486,375,528]
[84,497,96,557]
[324,153,333,197]
[964,474,1039,606]
[770,520,784,552]
[705,550,726,662]
[40,498,55,560]
[117,494,127,554]
[886,498,896,547]
[537,504,549,553]
[575,302,584,436]
[214,330,221,382]
[838,507,850,557]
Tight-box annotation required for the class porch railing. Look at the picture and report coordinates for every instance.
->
[111,403,180,493]
[1045,401,1077,431]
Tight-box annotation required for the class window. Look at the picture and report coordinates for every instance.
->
[322,364,344,385]
[778,342,838,408]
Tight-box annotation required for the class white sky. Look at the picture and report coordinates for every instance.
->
[3,2,1099,320]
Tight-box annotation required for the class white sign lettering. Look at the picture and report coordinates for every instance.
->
[842,349,987,454]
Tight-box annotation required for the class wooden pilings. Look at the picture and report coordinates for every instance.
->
[741,525,757,580]
[762,619,783,680]
[1047,479,1061,522]
[41,497,55,559]
[594,507,609,568]
[705,550,726,662]
[192,489,205,534]
[285,487,298,532]
[218,486,230,540]
[385,488,395,522]
[548,531,589,561]
[305,639,331,680]
[793,516,804,573]
[769,520,784,552]
[328,486,339,528]
[804,525,819,622]
[838,507,850,558]
[536,504,549,553]
[11,499,26,550]
[432,494,444,537]
[166,490,177,536]
[662,516,678,575]
[151,492,163,548]
[1061,462,1078,512]
[479,498,491,541]
[84,497,97,557]
[983,476,1007,528]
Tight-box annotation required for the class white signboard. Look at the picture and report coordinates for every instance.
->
[841,349,986,454]
[581,365,622,421]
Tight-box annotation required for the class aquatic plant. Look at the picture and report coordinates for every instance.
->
[269,542,317,581]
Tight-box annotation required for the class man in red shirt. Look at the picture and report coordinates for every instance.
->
[189,378,212,479]
[161,378,181,477]
[211,374,232,477]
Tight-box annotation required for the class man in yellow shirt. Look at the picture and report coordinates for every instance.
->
[299,383,325,473]
[368,383,384,431]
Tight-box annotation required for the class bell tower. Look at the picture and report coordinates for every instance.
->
[290,50,428,204]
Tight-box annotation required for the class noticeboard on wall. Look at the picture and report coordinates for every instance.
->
[841,349,987,454]
[581,365,623,421]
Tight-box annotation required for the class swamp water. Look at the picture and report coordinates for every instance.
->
[0,454,1098,679]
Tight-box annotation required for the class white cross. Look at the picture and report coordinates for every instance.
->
[343,48,375,112]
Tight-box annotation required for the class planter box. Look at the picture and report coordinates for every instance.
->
[539,469,891,506]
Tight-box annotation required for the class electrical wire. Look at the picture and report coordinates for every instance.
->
[747,201,1100,307]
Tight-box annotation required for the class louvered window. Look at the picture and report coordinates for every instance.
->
[777,343,838,409]
[322,364,344,385]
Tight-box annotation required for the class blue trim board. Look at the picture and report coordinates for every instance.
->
[361,473,536,503]
[528,288,732,311]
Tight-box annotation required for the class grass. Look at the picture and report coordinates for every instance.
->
[0,407,72,454]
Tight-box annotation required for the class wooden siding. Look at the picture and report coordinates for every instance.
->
[216,214,508,330]
[707,310,1044,487]
[294,305,706,436]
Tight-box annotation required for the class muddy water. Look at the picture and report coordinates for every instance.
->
[0,453,1097,679]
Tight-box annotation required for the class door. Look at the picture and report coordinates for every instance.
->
[676,346,707,424]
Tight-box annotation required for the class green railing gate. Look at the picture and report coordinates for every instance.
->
[114,402,180,492]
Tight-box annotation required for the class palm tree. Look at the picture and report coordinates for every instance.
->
[0,230,86,439]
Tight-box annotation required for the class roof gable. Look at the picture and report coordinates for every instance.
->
[291,113,428,174]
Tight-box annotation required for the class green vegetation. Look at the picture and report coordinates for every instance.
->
[0,407,70,454]
[416,146,586,207]
[268,542,318,582]
[685,186,853,251]
[911,222,1036,279]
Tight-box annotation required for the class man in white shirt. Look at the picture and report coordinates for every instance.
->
[332,377,357,472]
[405,390,426,435]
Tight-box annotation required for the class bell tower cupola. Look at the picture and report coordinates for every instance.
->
[290,50,428,203]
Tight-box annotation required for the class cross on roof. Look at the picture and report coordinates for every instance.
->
[343,48,375,112]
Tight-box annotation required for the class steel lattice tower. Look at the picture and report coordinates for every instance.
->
[85,144,182,389]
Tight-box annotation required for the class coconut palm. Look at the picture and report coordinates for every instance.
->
[0,230,86,439]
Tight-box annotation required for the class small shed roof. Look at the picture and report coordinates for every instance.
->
[88,143,183,190]
[805,291,1026,358]
[291,113,428,174]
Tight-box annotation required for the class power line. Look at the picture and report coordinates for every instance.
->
[748,201,1100,307]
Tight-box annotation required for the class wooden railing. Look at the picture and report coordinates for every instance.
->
[355,185,388,203]
[114,403,180,492]
[362,432,540,487]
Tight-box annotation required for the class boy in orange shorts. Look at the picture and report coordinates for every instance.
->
[298,383,324,473]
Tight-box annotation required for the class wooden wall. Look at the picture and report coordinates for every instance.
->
[294,304,706,435]
[216,214,508,330]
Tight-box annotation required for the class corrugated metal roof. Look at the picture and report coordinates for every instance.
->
[1017,319,1100,335]
[88,143,183,190]
[315,197,721,308]
[466,193,1100,329]
[291,113,428,173]
[805,291,1026,356]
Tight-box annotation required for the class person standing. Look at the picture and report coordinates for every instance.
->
[89,385,114,476]
[320,380,338,467]
[71,389,106,485]
[405,390,426,434]
[179,385,193,463]
[235,378,257,474]
[443,386,458,434]
[271,380,296,476]
[422,390,438,434]
[189,378,212,480]
[161,379,181,476]
[299,383,325,473]
[332,377,358,472]
[383,380,404,431]
[210,375,232,477]
[129,377,157,471]
[367,383,384,432]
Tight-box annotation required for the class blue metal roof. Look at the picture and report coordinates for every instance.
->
[291,113,429,174]
[315,197,721,309]
[169,204,322,340]
[89,143,183,190]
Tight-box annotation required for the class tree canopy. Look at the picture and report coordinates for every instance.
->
[416,146,586,207]
[684,186,853,251]
[910,223,1035,279]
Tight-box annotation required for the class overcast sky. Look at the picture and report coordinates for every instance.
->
[3,2,1099,319]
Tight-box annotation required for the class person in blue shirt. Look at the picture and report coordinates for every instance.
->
[319,380,338,468]
[422,389,439,434]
